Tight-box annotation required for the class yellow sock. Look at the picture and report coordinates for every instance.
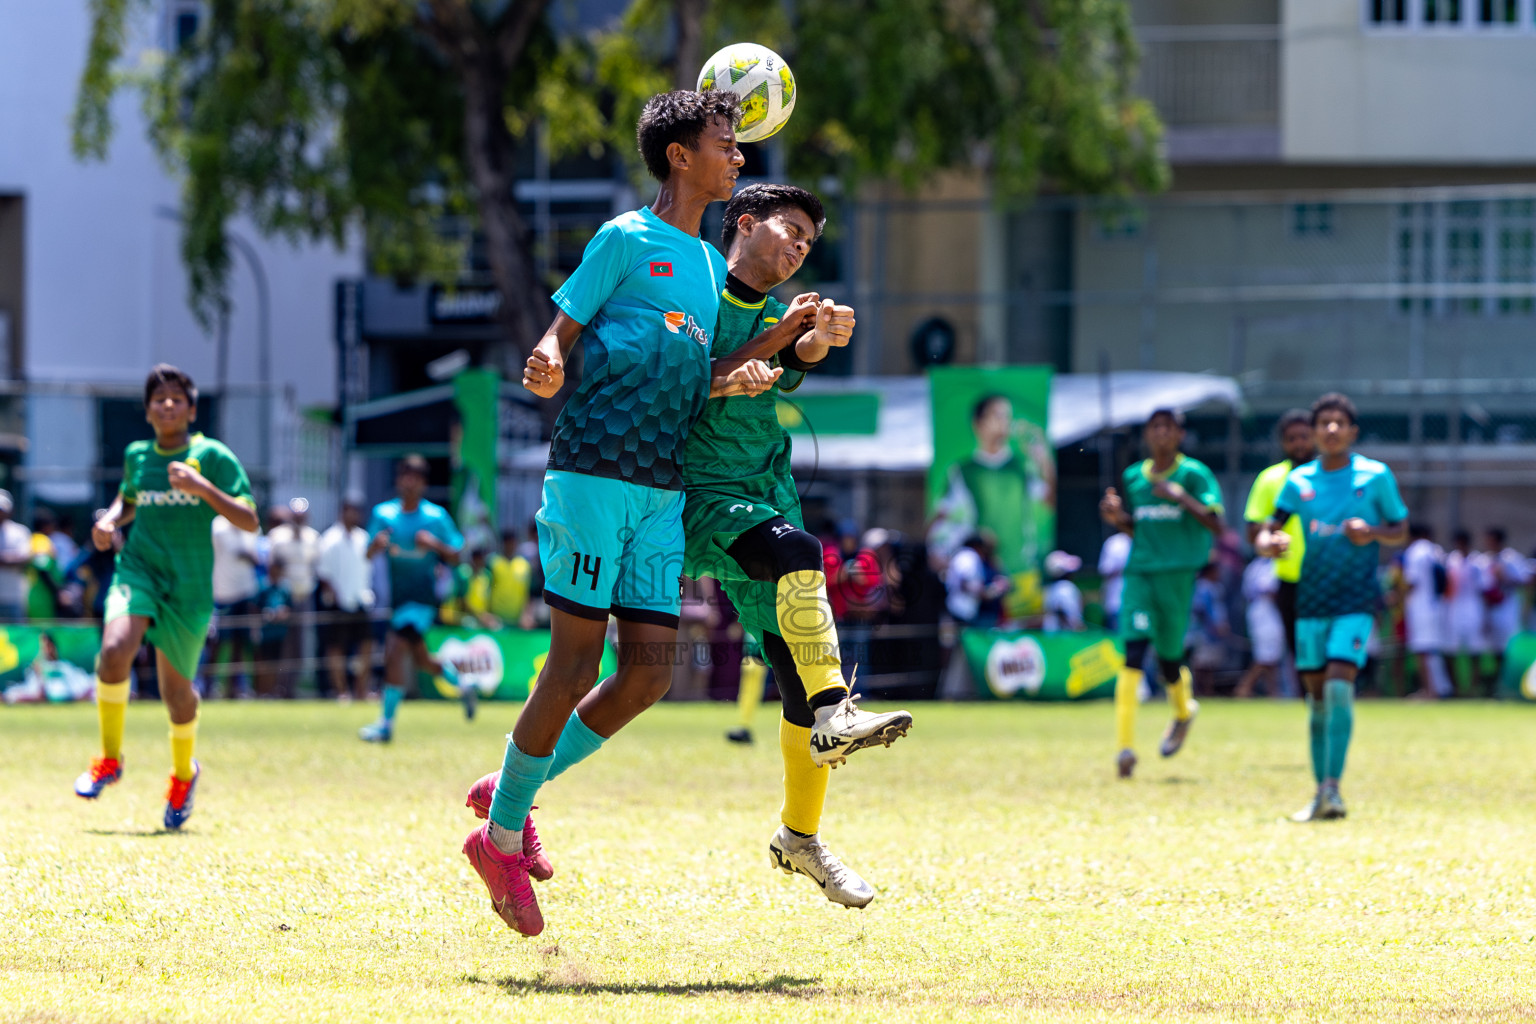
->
[96,679,130,760]
[738,656,765,728]
[169,716,198,782]
[1115,668,1142,751]
[1168,667,1195,722]
[779,718,829,835]
[775,570,847,701]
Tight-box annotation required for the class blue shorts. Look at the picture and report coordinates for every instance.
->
[390,601,436,639]
[1296,614,1374,672]
[537,470,685,628]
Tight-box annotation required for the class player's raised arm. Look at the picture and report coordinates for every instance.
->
[790,298,855,366]
[710,357,783,398]
[1099,487,1133,535]
[168,460,257,532]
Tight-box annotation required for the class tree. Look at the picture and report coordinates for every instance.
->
[75,0,1163,371]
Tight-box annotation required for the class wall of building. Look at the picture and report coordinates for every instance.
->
[0,3,360,409]
[1283,0,1536,162]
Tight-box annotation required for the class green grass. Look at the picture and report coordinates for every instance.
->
[3,698,1535,1023]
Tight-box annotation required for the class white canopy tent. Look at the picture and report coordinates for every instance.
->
[506,371,1243,472]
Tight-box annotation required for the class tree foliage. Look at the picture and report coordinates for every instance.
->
[75,0,1164,359]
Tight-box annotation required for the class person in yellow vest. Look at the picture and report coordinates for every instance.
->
[1243,410,1316,671]
[443,547,500,631]
[489,529,533,629]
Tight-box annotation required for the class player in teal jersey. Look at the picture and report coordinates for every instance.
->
[683,183,912,906]
[1099,409,1224,779]
[74,365,258,830]
[1257,393,1407,822]
[357,454,465,743]
[462,90,784,937]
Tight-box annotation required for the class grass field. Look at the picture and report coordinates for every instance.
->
[3,697,1535,1023]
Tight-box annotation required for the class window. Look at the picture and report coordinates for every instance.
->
[1395,199,1536,316]
[165,2,203,49]
[1369,0,1409,23]
[1364,0,1536,29]
[1480,0,1519,23]
[1291,203,1334,237]
[1425,0,1462,22]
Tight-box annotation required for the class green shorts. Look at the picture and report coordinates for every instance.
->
[682,483,802,585]
[105,566,213,682]
[1120,569,1198,662]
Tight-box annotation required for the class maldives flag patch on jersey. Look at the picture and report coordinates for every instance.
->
[650,261,673,277]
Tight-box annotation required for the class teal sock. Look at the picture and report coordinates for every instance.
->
[546,710,607,783]
[1306,695,1325,784]
[487,737,554,833]
[381,685,404,723]
[1323,678,1354,781]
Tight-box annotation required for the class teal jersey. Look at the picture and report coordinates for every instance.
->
[549,207,727,491]
[368,498,463,608]
[1275,454,1408,617]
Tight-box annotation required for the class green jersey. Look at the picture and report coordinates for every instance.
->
[681,289,806,496]
[1122,454,1222,574]
[118,433,254,612]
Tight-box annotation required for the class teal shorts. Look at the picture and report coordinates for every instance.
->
[390,601,436,639]
[1296,614,1374,672]
[537,470,685,627]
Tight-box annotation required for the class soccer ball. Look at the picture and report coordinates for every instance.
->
[697,43,796,144]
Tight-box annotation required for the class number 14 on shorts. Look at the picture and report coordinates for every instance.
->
[570,553,603,591]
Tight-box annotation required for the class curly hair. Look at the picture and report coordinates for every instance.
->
[720,183,826,252]
[143,363,197,408]
[636,90,741,183]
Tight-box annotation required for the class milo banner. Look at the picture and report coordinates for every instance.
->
[927,366,1055,617]
[1496,631,1536,701]
[0,624,100,704]
[451,368,500,555]
[418,626,618,702]
[960,628,1122,701]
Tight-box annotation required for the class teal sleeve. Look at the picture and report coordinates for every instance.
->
[551,222,629,326]
[1377,467,1409,523]
[435,508,465,552]
[367,507,390,541]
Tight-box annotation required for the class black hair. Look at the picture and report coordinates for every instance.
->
[1488,526,1508,546]
[1410,522,1432,541]
[1311,392,1358,427]
[971,394,1011,424]
[720,183,826,252]
[1147,407,1185,428]
[637,90,742,183]
[1453,529,1471,546]
[1277,409,1311,435]
[396,453,430,478]
[144,363,197,408]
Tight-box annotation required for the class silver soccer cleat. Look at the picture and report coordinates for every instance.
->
[808,686,912,768]
[769,825,875,908]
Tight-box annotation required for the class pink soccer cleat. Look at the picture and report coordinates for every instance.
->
[465,772,553,881]
[462,823,544,936]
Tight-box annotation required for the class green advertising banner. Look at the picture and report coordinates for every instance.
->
[1496,631,1536,701]
[452,368,500,554]
[419,626,618,702]
[927,366,1055,616]
[960,628,1123,701]
[0,624,102,703]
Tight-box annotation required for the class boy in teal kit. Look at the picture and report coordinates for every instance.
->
[358,454,465,741]
[74,364,258,830]
[461,90,787,937]
[1257,393,1407,822]
[1099,409,1224,779]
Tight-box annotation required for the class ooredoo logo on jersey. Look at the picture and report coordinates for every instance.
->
[663,311,710,345]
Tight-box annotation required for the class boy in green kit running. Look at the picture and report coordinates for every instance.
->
[73,365,258,830]
[1099,408,1224,780]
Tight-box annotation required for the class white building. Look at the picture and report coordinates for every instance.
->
[0,1,361,512]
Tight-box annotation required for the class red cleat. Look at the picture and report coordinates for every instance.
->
[463,823,543,936]
[465,772,553,881]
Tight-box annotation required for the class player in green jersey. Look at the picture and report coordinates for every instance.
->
[73,365,258,830]
[1099,408,1224,780]
[684,183,913,906]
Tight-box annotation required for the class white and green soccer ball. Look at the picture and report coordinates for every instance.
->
[697,42,796,144]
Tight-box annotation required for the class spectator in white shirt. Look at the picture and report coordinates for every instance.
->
[1483,527,1531,693]
[1041,551,1085,632]
[317,499,376,702]
[1443,529,1489,692]
[269,497,322,696]
[944,533,1010,628]
[1097,530,1131,632]
[1404,523,1453,700]
[209,514,261,698]
[0,491,33,621]
[1236,556,1284,698]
